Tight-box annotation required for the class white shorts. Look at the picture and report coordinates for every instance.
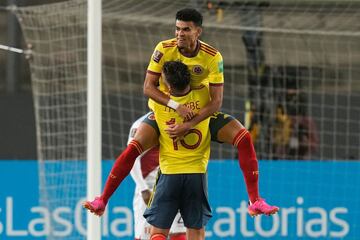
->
[133,169,186,239]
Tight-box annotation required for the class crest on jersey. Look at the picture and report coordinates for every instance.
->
[192,65,204,75]
[152,50,163,63]
[148,113,156,120]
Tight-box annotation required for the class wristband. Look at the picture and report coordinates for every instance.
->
[167,99,180,110]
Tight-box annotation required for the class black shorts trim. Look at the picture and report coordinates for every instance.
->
[142,112,160,136]
[209,112,236,143]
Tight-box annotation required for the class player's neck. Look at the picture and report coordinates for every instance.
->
[170,86,191,97]
[179,40,199,57]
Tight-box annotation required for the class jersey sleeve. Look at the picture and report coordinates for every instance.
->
[147,42,165,75]
[208,52,224,86]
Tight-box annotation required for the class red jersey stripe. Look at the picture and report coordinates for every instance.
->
[147,70,161,76]
[200,47,216,56]
[163,44,177,48]
[209,83,224,87]
[201,44,218,54]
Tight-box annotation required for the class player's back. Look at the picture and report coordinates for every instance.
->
[153,85,211,174]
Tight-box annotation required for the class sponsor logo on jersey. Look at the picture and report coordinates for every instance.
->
[192,65,204,75]
[152,50,163,63]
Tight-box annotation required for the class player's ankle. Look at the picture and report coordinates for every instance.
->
[97,196,108,206]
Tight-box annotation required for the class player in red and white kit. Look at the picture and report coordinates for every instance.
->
[129,115,186,240]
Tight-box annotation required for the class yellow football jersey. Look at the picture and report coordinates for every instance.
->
[153,86,211,174]
[147,38,224,110]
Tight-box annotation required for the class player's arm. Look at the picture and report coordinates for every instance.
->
[144,43,194,119]
[144,72,195,120]
[165,85,222,138]
[143,72,168,107]
[166,53,224,138]
[190,83,223,124]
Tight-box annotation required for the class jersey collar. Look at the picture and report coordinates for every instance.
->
[178,40,200,58]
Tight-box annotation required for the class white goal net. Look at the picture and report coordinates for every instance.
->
[12,0,360,239]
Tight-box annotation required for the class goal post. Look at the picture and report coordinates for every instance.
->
[86,0,102,240]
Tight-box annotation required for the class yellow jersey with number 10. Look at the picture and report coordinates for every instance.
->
[152,86,210,174]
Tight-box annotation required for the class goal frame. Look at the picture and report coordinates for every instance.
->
[86,0,102,239]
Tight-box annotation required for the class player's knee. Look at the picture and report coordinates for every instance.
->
[233,128,254,147]
[186,227,205,240]
[133,123,159,150]
[217,119,244,144]
[150,233,167,240]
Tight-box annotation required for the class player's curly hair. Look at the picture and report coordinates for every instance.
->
[163,61,190,91]
[176,8,203,27]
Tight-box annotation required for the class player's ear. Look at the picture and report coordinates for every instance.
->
[162,72,171,90]
[197,27,202,37]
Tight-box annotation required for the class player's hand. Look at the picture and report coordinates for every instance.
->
[141,189,152,205]
[176,104,195,121]
[165,122,192,139]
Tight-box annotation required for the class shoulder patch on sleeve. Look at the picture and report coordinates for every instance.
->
[152,50,163,63]
[218,60,224,73]
[130,128,137,138]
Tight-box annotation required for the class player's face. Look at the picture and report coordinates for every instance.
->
[175,20,202,51]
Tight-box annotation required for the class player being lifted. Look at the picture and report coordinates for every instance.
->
[84,8,278,217]
[86,60,212,240]
[129,116,186,240]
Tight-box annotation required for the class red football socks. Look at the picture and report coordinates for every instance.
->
[233,128,260,203]
[150,233,167,240]
[170,233,187,240]
[101,140,143,203]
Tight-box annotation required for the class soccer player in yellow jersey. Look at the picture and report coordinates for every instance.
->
[84,8,278,221]
[152,62,211,175]
[143,61,212,240]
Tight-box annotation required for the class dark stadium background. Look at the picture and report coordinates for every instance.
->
[1,0,359,160]
[0,0,75,159]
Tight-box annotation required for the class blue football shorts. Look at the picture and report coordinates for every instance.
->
[143,171,212,229]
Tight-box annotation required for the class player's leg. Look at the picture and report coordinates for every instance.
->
[179,173,211,240]
[83,112,159,215]
[133,185,151,240]
[144,173,181,240]
[169,233,186,240]
[214,116,260,202]
[169,211,186,240]
[149,227,169,240]
[211,112,279,216]
[186,228,205,240]
[136,169,159,240]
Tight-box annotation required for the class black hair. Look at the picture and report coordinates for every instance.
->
[163,61,190,91]
[176,8,203,27]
